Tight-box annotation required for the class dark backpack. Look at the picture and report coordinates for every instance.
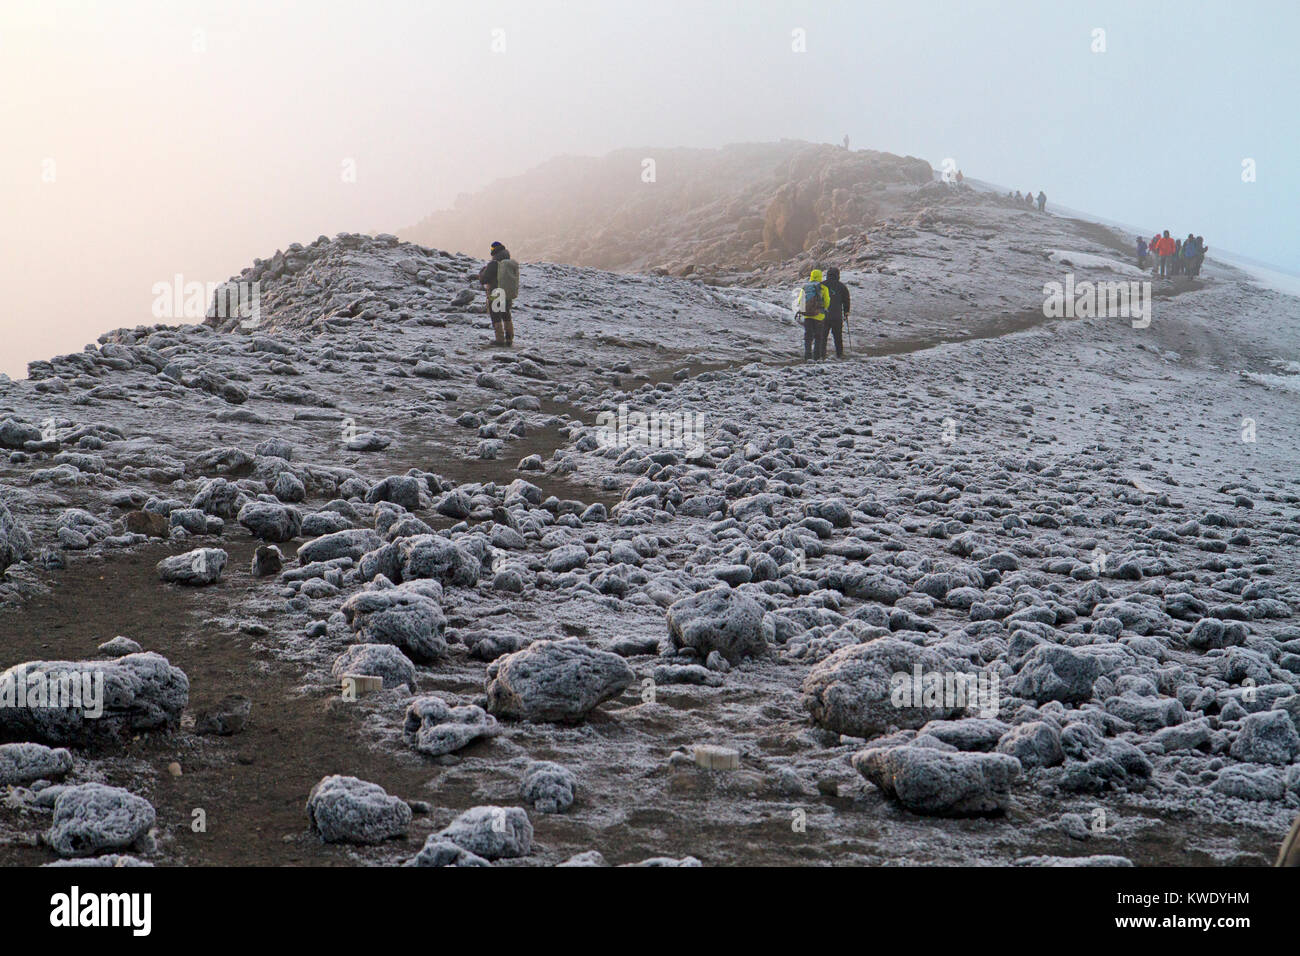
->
[825,284,844,317]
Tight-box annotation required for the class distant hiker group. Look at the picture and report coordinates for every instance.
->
[794,267,851,360]
[1137,231,1207,278]
[478,241,519,345]
[1010,190,1048,212]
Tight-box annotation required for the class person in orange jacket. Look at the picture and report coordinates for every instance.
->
[1156,230,1176,277]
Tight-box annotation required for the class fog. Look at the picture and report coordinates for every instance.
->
[2,0,1295,379]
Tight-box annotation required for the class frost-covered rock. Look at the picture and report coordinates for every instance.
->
[0,652,188,746]
[404,837,491,867]
[545,544,589,573]
[0,742,72,785]
[852,744,1021,815]
[1010,644,1099,704]
[45,784,156,857]
[485,638,634,722]
[366,475,426,512]
[43,854,153,868]
[237,501,302,542]
[0,500,33,572]
[394,534,481,588]
[403,695,498,756]
[306,775,412,844]
[436,805,532,860]
[251,544,283,576]
[1187,617,1248,650]
[156,548,226,585]
[190,477,248,520]
[1231,710,1300,765]
[801,637,963,737]
[298,529,383,565]
[666,586,769,663]
[332,644,418,692]
[996,721,1064,768]
[340,587,447,663]
[558,850,609,867]
[521,761,576,813]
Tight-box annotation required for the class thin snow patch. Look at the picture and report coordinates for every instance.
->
[716,287,799,323]
[1045,250,1147,278]
[1243,362,1300,394]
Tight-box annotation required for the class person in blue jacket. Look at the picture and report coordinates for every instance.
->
[1136,236,1148,269]
[1183,234,1199,275]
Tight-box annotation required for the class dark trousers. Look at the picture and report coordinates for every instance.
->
[803,317,828,359]
[487,293,512,343]
[827,314,844,357]
[1158,255,1170,277]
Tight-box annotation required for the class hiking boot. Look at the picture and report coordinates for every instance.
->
[504,318,514,346]
[1278,813,1300,866]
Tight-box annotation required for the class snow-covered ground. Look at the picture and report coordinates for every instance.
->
[1,188,1298,867]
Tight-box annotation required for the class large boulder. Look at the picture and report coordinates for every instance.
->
[801,637,964,737]
[852,744,1021,816]
[0,500,33,572]
[156,548,226,586]
[306,775,412,844]
[665,586,768,663]
[123,510,169,538]
[436,806,532,860]
[0,742,73,785]
[1231,710,1300,765]
[340,587,447,663]
[0,652,189,746]
[365,475,427,512]
[237,501,302,542]
[189,477,248,520]
[331,644,418,692]
[403,696,499,756]
[996,721,1064,768]
[1009,644,1100,704]
[297,529,383,565]
[395,534,481,588]
[0,419,42,449]
[829,568,910,605]
[485,638,634,722]
[45,784,156,857]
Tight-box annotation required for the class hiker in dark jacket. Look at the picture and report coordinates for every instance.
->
[823,266,851,359]
[1036,191,1047,212]
[478,241,514,345]
[1136,237,1148,269]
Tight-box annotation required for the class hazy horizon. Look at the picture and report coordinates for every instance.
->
[3,0,1296,379]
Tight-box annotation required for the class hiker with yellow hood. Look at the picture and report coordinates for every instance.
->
[796,268,831,360]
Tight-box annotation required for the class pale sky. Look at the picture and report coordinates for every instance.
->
[2,0,1295,378]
